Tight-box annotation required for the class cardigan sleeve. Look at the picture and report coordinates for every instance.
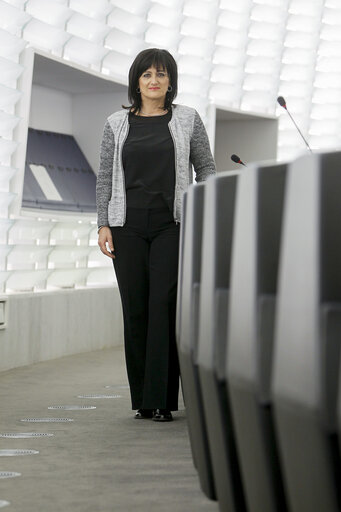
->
[189,110,216,182]
[96,119,114,229]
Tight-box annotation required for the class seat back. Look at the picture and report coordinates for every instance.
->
[178,183,205,356]
[226,162,288,512]
[272,151,341,512]
[176,182,216,500]
[197,171,239,378]
[197,171,247,512]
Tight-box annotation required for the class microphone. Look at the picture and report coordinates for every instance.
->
[277,96,312,153]
[277,96,286,108]
[231,154,247,167]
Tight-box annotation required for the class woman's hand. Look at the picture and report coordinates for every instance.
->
[98,226,115,259]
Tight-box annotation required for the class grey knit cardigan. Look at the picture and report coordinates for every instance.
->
[96,103,216,228]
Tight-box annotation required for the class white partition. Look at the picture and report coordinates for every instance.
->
[0,48,128,295]
[0,286,123,372]
[11,46,128,219]
[208,103,278,172]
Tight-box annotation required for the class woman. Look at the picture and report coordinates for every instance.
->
[96,48,216,422]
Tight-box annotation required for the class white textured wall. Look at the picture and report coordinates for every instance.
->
[0,0,339,367]
[0,0,339,296]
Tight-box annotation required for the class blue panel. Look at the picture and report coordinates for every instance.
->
[23,128,97,213]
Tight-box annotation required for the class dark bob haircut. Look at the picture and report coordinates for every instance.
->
[123,48,178,113]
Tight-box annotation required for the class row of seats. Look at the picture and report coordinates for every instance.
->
[176,150,341,512]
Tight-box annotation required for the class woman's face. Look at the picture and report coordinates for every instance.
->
[138,65,170,105]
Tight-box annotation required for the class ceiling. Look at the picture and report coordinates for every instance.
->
[33,53,127,95]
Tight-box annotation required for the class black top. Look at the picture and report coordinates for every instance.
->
[122,110,175,211]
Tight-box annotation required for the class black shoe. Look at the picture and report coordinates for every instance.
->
[134,409,154,419]
[152,409,173,422]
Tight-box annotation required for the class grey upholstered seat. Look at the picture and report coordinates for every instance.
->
[197,171,247,512]
[226,162,288,512]
[272,151,341,512]
[176,182,216,500]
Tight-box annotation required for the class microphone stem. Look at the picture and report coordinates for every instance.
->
[286,109,312,153]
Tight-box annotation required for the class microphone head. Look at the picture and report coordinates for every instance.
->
[231,154,240,163]
[277,96,286,108]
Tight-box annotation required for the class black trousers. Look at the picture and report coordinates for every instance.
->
[111,207,180,411]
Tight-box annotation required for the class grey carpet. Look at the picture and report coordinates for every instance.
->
[0,346,218,512]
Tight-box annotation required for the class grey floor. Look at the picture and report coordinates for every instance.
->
[0,346,218,512]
